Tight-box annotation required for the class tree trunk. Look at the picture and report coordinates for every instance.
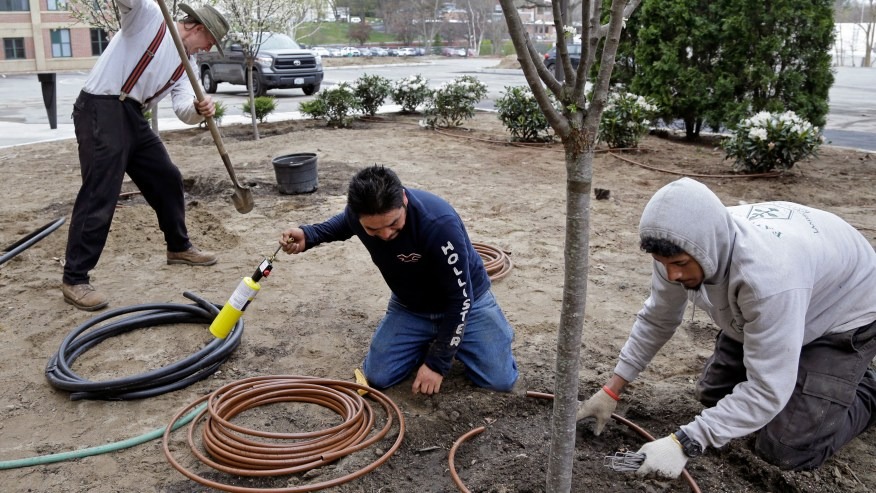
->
[246,59,260,141]
[546,141,593,492]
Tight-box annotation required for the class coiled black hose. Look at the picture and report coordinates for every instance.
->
[0,217,65,267]
[45,292,243,400]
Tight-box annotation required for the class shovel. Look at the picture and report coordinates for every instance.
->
[156,0,254,214]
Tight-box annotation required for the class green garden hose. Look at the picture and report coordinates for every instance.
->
[0,403,206,470]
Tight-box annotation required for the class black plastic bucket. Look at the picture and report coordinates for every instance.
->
[272,153,318,194]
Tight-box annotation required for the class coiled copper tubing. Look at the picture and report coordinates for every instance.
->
[473,242,513,281]
[162,375,405,492]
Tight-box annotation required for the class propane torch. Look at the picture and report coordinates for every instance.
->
[208,245,282,339]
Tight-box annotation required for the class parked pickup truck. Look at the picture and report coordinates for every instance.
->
[196,32,323,97]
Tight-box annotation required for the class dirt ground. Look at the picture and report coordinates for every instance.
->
[1,110,875,493]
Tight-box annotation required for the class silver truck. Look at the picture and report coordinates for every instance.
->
[196,32,324,97]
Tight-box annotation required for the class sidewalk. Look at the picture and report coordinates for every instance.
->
[0,111,307,149]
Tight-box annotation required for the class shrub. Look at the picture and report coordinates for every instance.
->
[390,75,431,113]
[352,74,391,116]
[299,82,358,128]
[598,91,658,149]
[199,100,226,128]
[495,86,555,142]
[423,75,487,128]
[242,96,277,123]
[721,110,822,173]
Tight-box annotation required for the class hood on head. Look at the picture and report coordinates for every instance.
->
[638,178,735,282]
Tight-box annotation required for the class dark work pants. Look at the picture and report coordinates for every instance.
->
[696,321,876,470]
[64,91,191,285]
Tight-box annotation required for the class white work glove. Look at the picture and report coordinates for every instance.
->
[635,435,688,479]
[575,388,618,435]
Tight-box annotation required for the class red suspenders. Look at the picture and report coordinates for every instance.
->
[143,63,185,107]
[119,21,187,106]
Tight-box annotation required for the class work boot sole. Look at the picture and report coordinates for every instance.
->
[167,258,218,266]
[63,294,108,311]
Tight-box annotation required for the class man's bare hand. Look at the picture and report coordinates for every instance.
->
[412,364,443,395]
[194,96,215,118]
[279,228,306,254]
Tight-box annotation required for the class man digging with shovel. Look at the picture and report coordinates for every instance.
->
[62,0,229,311]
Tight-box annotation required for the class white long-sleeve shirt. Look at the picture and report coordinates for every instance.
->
[82,0,201,125]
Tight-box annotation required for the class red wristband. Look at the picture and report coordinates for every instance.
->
[602,385,621,401]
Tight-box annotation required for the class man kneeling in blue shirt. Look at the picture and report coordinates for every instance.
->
[278,165,519,395]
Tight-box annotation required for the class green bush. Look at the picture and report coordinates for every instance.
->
[598,92,659,149]
[390,75,431,113]
[352,74,391,116]
[299,82,358,127]
[721,110,822,173]
[423,75,487,128]
[495,86,554,142]
[242,96,277,123]
[199,100,226,128]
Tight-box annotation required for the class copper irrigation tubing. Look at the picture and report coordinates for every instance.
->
[448,426,485,493]
[473,242,513,281]
[607,151,782,179]
[525,391,702,493]
[162,375,405,493]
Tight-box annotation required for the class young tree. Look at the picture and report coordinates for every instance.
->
[218,0,302,139]
[858,0,876,67]
[497,1,641,491]
[348,20,373,45]
[67,0,123,35]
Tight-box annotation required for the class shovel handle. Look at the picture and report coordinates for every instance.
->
[155,0,243,189]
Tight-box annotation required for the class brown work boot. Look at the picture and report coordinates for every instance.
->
[61,283,108,311]
[167,246,217,266]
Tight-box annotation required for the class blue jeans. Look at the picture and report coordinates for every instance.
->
[362,290,518,392]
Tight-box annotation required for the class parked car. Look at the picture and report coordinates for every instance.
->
[358,47,373,57]
[310,46,331,58]
[339,46,361,57]
[442,47,467,57]
[196,32,323,97]
[397,47,417,56]
[543,43,581,71]
[371,47,388,56]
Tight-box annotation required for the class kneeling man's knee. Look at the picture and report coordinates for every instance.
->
[755,431,829,471]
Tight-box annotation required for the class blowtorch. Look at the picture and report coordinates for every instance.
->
[209,245,282,339]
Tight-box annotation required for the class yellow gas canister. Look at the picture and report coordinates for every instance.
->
[209,277,261,339]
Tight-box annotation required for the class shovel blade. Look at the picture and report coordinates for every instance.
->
[231,187,254,214]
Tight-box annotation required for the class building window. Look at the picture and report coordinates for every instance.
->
[90,28,108,55]
[46,0,67,10]
[0,0,28,11]
[4,38,26,59]
[50,29,71,57]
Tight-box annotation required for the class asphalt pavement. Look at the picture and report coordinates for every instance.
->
[0,63,873,151]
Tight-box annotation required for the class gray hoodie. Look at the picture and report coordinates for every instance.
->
[615,178,876,450]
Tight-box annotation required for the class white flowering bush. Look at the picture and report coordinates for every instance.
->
[598,91,658,149]
[299,82,358,128]
[495,85,555,142]
[423,75,487,128]
[390,75,432,113]
[722,110,822,173]
[353,74,392,117]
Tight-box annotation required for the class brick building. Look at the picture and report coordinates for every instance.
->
[1,0,106,74]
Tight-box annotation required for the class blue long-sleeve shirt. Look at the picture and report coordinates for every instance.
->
[300,188,491,375]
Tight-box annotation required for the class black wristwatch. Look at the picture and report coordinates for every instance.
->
[673,429,704,458]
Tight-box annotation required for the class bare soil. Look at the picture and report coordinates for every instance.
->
[1,111,874,493]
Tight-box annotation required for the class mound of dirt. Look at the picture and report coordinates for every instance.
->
[0,112,873,492]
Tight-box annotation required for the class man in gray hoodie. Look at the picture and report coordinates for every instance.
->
[577,178,876,478]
